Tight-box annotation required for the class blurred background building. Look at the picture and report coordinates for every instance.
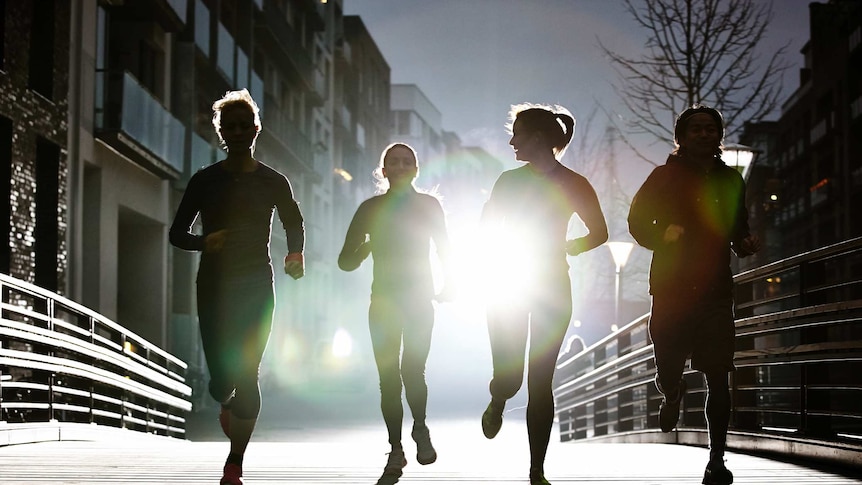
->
[740,0,862,274]
[1,0,509,412]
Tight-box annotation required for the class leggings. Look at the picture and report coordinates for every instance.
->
[368,292,434,447]
[487,271,571,472]
[197,273,274,420]
[649,295,734,454]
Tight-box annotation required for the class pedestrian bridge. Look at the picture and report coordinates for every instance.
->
[2,239,862,483]
[0,418,859,484]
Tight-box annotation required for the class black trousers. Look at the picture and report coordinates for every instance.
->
[487,270,572,471]
[197,271,274,420]
[368,292,435,447]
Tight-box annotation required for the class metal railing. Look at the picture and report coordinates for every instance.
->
[0,273,192,439]
[554,237,862,466]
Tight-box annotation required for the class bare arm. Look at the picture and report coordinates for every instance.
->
[566,178,609,256]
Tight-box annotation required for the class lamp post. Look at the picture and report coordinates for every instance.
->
[606,241,634,330]
[721,143,759,180]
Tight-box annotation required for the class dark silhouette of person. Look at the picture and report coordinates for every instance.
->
[338,143,454,485]
[480,104,608,485]
[169,89,305,485]
[628,105,760,485]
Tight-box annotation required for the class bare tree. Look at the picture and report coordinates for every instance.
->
[600,0,789,163]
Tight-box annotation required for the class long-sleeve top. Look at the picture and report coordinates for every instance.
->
[169,161,304,280]
[628,153,752,298]
[481,162,607,274]
[338,187,452,299]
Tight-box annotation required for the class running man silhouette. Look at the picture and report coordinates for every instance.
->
[480,104,608,485]
[169,89,305,485]
[628,105,760,485]
[338,143,455,485]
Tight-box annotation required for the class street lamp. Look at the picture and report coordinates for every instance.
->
[721,143,759,180]
[606,241,634,330]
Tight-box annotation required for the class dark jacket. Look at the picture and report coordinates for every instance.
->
[628,154,752,298]
[169,161,305,280]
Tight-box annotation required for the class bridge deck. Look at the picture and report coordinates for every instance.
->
[0,419,858,484]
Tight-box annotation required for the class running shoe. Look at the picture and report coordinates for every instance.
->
[381,449,407,478]
[702,457,733,485]
[530,470,551,485]
[659,379,687,432]
[481,400,504,439]
[411,424,437,465]
[220,463,243,485]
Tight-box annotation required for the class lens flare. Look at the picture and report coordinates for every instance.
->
[331,328,353,358]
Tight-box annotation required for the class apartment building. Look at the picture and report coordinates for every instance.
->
[741,0,862,266]
[0,0,71,294]
[61,0,368,402]
[0,0,398,403]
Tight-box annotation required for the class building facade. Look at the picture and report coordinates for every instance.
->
[62,0,385,404]
[743,0,862,267]
[2,0,397,405]
[0,0,71,294]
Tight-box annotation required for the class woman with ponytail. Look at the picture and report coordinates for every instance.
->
[479,104,607,485]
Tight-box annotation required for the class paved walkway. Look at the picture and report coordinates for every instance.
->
[1,419,859,484]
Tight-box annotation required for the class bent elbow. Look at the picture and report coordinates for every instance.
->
[337,254,356,272]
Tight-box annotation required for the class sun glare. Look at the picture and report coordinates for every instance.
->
[331,328,353,358]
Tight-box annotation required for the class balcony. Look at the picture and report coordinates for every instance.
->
[110,0,187,33]
[261,94,317,180]
[256,0,324,106]
[190,131,216,175]
[95,71,186,180]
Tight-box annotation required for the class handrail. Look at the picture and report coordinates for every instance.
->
[553,237,862,467]
[0,273,192,439]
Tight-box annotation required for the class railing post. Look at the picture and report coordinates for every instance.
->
[47,297,56,423]
[0,340,4,425]
[799,260,807,308]
[0,282,4,424]
[800,364,809,437]
[89,316,95,425]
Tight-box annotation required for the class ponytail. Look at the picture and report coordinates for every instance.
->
[554,113,576,157]
[508,103,576,158]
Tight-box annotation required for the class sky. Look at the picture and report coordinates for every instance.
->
[344,0,812,177]
[328,0,815,419]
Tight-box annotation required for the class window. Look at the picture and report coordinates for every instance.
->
[236,48,249,89]
[138,40,163,98]
[95,7,107,127]
[356,122,365,149]
[0,0,6,70]
[217,22,235,84]
[34,138,60,291]
[393,111,411,135]
[0,116,11,274]
[28,0,55,99]
[194,0,210,57]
